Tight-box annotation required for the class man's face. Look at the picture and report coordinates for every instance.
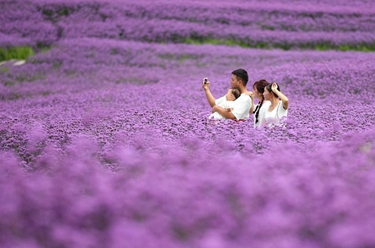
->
[230,74,240,89]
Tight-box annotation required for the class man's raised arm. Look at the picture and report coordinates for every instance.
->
[202,80,216,107]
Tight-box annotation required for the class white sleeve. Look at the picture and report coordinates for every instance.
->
[232,95,252,120]
[278,101,288,119]
[215,96,226,106]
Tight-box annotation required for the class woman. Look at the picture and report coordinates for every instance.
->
[250,79,271,128]
[263,82,289,127]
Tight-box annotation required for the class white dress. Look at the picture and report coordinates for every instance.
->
[253,100,271,128]
[263,101,288,127]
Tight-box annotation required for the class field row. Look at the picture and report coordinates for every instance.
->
[1,0,375,51]
[1,39,375,163]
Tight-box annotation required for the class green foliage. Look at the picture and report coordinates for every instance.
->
[315,43,330,51]
[0,46,34,62]
[37,44,54,53]
[7,92,22,100]
[3,81,14,86]
[15,73,45,83]
[39,5,78,23]
[182,37,375,52]
[0,67,9,73]
[260,25,275,31]
[157,53,203,62]
[125,77,158,85]
[184,38,243,47]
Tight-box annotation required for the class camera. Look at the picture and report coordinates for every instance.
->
[203,77,208,84]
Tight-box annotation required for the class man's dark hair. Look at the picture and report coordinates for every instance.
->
[232,69,248,86]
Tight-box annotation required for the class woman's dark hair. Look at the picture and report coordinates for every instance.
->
[232,68,248,86]
[231,88,241,100]
[253,79,269,124]
[265,83,280,98]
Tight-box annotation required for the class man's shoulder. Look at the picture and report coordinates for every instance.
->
[233,94,251,110]
[237,93,251,102]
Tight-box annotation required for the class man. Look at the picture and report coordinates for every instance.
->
[203,68,252,121]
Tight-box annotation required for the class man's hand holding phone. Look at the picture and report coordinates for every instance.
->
[202,77,210,90]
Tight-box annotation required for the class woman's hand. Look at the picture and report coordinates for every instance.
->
[245,91,254,98]
[271,82,279,93]
[271,82,289,110]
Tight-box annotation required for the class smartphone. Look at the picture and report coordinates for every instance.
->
[203,78,208,84]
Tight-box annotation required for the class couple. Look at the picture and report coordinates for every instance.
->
[203,68,289,127]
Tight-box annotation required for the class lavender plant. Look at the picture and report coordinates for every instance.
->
[1,0,375,50]
[1,0,375,247]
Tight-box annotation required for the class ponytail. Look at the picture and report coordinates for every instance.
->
[252,79,269,124]
[254,98,264,124]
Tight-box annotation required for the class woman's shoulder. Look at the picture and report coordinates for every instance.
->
[278,100,288,113]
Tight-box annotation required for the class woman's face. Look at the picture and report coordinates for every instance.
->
[263,87,272,100]
[253,86,262,99]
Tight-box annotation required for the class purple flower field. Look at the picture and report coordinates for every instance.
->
[2,0,375,50]
[1,0,375,247]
